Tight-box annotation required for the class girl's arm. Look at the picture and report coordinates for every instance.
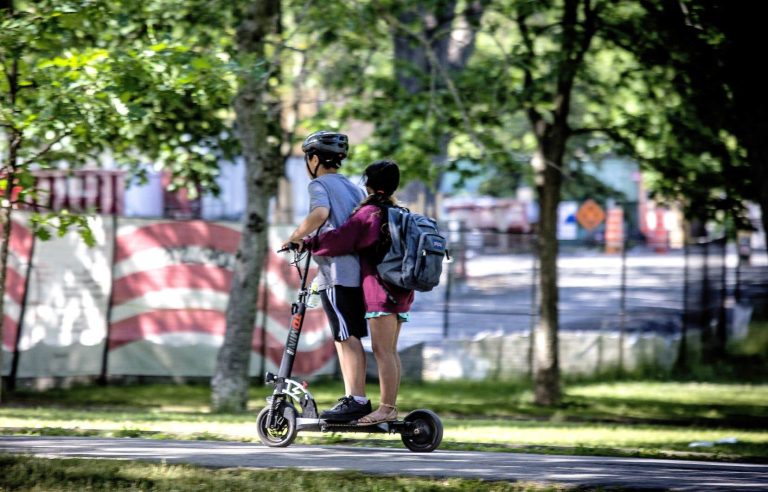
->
[307,206,380,257]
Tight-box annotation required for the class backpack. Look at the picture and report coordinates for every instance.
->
[377,207,448,292]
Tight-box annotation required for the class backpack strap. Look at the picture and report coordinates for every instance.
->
[372,204,403,305]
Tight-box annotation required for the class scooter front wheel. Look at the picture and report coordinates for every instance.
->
[256,403,298,447]
[401,409,443,452]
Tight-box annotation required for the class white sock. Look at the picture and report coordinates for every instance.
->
[352,395,369,405]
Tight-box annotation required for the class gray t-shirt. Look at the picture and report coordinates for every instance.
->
[308,173,366,289]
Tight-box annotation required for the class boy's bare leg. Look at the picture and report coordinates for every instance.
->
[335,336,367,397]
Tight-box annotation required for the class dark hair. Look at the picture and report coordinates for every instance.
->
[307,150,343,169]
[353,190,397,262]
[355,192,397,214]
[364,160,400,196]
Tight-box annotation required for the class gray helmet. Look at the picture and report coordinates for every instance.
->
[301,131,349,159]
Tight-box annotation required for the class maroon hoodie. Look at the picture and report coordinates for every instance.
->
[307,204,414,313]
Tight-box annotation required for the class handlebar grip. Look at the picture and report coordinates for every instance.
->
[278,242,300,253]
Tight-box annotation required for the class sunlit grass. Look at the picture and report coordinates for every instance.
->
[2,378,768,462]
[567,382,768,406]
[0,454,564,491]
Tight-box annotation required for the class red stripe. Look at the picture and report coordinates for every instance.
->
[4,268,26,304]
[111,265,233,305]
[111,278,311,327]
[10,221,33,259]
[264,337,337,376]
[2,314,18,351]
[255,307,328,338]
[108,309,227,350]
[115,222,240,262]
[107,309,335,375]
[108,307,328,350]
[111,255,319,320]
[0,221,33,261]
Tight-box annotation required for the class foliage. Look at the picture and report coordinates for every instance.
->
[599,0,760,228]
[1,0,237,197]
[28,209,96,246]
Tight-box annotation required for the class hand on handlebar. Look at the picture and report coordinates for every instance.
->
[278,241,304,253]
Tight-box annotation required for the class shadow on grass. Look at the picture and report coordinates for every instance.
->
[558,395,768,429]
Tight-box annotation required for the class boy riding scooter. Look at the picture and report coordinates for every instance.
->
[282,131,370,422]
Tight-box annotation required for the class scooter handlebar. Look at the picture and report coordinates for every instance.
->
[278,242,301,253]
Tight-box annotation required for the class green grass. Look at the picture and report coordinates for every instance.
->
[2,322,767,465]
[3,379,767,463]
[0,454,565,491]
[731,321,768,357]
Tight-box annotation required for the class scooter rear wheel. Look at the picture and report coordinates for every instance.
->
[256,403,298,447]
[401,409,443,452]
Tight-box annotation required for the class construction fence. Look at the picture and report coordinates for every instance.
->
[2,212,766,385]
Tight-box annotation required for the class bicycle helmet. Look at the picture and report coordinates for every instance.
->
[301,131,349,159]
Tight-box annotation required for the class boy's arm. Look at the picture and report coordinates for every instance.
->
[308,207,378,257]
[284,206,329,248]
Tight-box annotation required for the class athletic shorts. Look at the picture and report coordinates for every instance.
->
[319,285,368,342]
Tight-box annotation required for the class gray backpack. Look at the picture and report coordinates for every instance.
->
[377,207,448,292]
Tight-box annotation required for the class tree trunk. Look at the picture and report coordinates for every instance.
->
[0,132,21,405]
[0,0,18,403]
[0,204,10,404]
[521,0,598,406]
[531,136,566,406]
[211,0,282,413]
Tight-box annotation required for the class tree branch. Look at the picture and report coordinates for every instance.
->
[381,10,488,157]
[516,11,545,131]
[569,126,611,136]
[446,0,487,73]
[18,132,70,168]
[571,125,636,154]
[281,48,308,164]
[553,0,600,125]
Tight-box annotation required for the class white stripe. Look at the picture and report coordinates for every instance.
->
[328,286,349,339]
[7,254,28,274]
[110,288,230,323]
[2,296,20,321]
[113,246,237,278]
[264,269,294,304]
[261,313,330,350]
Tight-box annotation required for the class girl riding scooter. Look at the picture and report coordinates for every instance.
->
[304,160,412,425]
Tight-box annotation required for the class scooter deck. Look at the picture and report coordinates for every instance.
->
[296,417,408,434]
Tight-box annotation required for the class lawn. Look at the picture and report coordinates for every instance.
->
[0,454,565,492]
[2,379,767,463]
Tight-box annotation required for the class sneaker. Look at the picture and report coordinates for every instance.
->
[320,396,372,422]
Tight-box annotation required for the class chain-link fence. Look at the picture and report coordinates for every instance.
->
[403,229,767,379]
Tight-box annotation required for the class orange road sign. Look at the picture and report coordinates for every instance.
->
[576,199,606,231]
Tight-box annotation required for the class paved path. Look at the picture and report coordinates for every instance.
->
[2,436,767,491]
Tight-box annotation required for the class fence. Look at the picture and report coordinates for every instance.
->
[411,228,765,379]
[2,212,766,385]
[1,212,336,387]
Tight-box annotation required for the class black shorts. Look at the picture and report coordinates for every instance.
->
[320,285,368,342]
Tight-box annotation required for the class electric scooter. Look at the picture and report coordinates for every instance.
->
[256,244,443,452]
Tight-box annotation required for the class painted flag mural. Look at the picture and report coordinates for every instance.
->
[4,212,336,379]
[14,214,112,378]
[1,215,33,376]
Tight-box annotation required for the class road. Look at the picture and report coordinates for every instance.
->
[392,247,768,350]
[1,436,767,491]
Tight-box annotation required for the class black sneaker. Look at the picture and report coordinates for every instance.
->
[320,396,372,422]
